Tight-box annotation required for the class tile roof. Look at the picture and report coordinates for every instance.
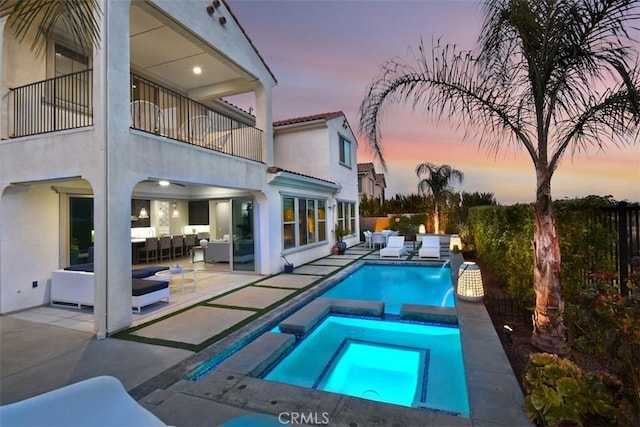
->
[357,162,375,173]
[375,173,387,187]
[273,111,345,127]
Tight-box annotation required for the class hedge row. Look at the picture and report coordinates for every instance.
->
[468,196,617,308]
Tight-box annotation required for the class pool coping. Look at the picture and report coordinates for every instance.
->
[135,260,532,426]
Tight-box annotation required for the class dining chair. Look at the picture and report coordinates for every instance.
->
[159,236,172,261]
[172,235,184,259]
[371,233,386,249]
[137,237,158,263]
[363,231,373,249]
[184,234,197,255]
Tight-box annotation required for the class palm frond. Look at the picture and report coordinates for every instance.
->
[359,0,640,176]
[358,41,537,170]
[1,0,102,55]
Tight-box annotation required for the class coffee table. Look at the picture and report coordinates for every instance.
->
[155,268,197,294]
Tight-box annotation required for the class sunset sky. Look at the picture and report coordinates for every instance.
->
[228,0,640,205]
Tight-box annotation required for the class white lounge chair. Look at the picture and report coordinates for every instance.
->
[380,235,407,259]
[418,235,441,259]
[0,376,167,426]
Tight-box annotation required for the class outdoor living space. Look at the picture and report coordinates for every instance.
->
[10,256,262,334]
[1,241,530,426]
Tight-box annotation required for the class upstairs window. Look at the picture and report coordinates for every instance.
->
[54,43,89,76]
[339,136,351,167]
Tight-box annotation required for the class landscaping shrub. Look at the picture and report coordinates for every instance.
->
[563,279,640,422]
[524,353,630,426]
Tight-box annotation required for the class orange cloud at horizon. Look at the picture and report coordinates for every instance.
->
[358,137,639,205]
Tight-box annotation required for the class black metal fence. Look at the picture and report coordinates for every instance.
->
[595,202,640,296]
[10,69,94,137]
[9,70,264,163]
[130,73,264,162]
[484,294,532,326]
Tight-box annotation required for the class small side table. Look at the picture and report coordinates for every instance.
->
[155,268,197,293]
[191,246,204,263]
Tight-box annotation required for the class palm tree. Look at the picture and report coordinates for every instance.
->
[416,162,464,234]
[0,0,102,55]
[358,0,640,354]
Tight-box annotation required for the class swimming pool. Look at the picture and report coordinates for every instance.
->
[321,264,454,314]
[264,315,469,416]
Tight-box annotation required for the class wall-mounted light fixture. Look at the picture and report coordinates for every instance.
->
[138,207,149,219]
[172,204,179,218]
[418,224,426,234]
[456,262,484,301]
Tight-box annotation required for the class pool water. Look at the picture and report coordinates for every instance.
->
[321,264,454,314]
[264,316,469,416]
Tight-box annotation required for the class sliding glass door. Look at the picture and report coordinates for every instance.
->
[231,198,255,272]
[69,196,94,265]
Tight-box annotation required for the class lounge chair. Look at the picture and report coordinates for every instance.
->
[380,235,407,259]
[418,235,441,259]
[0,376,167,426]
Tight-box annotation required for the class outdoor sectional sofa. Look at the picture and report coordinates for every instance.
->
[51,264,171,313]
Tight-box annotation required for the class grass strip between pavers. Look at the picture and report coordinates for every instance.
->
[111,246,374,352]
[201,303,261,311]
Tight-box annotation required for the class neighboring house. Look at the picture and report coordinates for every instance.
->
[0,1,358,336]
[357,162,386,204]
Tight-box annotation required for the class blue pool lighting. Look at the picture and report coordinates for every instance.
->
[264,315,469,416]
[321,264,454,314]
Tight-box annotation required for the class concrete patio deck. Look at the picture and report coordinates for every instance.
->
[0,244,531,426]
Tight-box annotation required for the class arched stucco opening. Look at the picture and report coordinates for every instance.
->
[0,178,94,315]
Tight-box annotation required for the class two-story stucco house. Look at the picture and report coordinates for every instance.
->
[357,162,386,204]
[0,1,358,337]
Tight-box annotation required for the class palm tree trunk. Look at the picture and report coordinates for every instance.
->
[433,202,440,234]
[530,166,568,354]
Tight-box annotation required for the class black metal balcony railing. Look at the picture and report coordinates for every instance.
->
[130,73,264,162]
[8,71,264,163]
[10,69,94,137]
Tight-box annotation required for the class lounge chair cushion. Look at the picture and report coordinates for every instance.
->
[418,236,441,259]
[380,236,407,258]
[131,279,169,296]
[0,376,167,426]
[131,266,169,278]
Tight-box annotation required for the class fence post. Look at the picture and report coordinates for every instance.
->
[618,201,629,297]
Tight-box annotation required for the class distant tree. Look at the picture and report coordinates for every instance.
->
[0,0,102,55]
[460,191,498,223]
[415,162,464,234]
[359,194,382,217]
[358,0,640,354]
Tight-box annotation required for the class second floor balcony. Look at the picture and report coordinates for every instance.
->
[8,71,264,163]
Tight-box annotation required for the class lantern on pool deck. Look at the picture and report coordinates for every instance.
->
[457,261,484,301]
[449,235,462,252]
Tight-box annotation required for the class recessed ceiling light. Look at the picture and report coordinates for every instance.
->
[158,180,170,187]
[193,66,202,75]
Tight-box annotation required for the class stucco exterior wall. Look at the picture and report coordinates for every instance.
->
[0,184,60,313]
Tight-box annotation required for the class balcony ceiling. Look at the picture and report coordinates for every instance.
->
[130,4,253,97]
